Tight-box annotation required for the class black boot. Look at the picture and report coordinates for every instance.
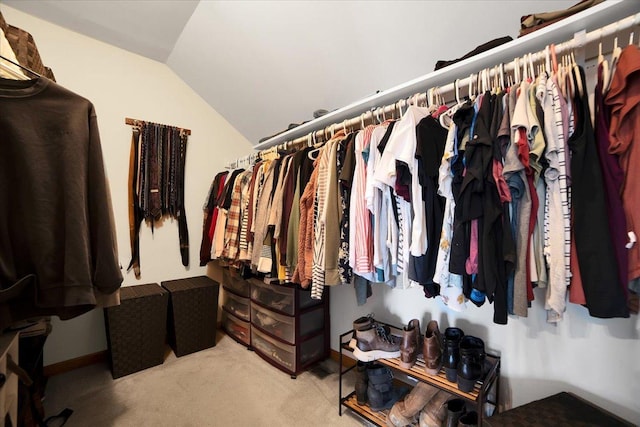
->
[366,363,402,411]
[457,336,485,393]
[444,398,466,427]
[355,361,369,405]
[442,327,464,382]
[458,410,478,426]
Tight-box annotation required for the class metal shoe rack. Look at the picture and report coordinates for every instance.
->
[338,323,501,426]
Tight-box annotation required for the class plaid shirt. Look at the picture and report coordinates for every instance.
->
[222,169,252,261]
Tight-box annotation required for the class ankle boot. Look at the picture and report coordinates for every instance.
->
[457,410,478,426]
[442,327,464,382]
[423,320,442,375]
[349,315,394,349]
[367,363,400,411]
[444,398,466,427]
[355,361,369,405]
[456,336,485,392]
[400,319,421,368]
[386,382,438,427]
[418,390,452,427]
[354,325,401,362]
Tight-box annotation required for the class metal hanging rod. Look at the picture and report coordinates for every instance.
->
[125,117,191,135]
[226,0,639,168]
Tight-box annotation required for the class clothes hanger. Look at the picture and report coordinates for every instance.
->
[0,54,37,80]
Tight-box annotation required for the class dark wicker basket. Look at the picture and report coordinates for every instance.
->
[104,284,168,378]
[161,276,220,357]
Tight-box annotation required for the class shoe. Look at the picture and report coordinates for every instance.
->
[442,327,464,382]
[355,361,369,405]
[418,390,453,427]
[348,314,391,349]
[457,336,485,392]
[444,398,466,427]
[386,382,438,426]
[387,402,414,427]
[367,363,404,411]
[399,319,421,369]
[353,325,401,362]
[457,410,478,426]
[423,320,442,375]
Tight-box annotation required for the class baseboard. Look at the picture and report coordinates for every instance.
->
[44,350,108,377]
[330,348,357,368]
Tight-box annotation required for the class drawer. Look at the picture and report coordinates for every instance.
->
[221,289,250,321]
[252,304,295,344]
[251,326,295,371]
[222,310,250,346]
[222,268,250,297]
[250,279,295,315]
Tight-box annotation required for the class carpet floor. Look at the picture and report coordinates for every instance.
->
[43,332,366,427]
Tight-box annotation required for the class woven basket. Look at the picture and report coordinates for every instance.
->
[104,284,168,378]
[161,276,220,357]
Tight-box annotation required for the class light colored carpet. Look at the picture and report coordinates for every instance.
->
[43,333,366,427]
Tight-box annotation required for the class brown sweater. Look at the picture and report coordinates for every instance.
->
[0,77,122,328]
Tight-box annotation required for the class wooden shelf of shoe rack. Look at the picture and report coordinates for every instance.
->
[338,324,500,426]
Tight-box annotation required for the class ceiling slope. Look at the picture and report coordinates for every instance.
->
[3,0,199,62]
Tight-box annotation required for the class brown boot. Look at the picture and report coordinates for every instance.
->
[400,319,421,368]
[387,383,439,427]
[418,390,453,427]
[423,320,442,375]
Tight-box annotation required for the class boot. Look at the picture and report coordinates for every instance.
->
[442,327,464,382]
[423,320,442,375]
[400,319,421,368]
[367,363,402,411]
[457,336,485,392]
[353,325,401,362]
[457,410,478,426]
[418,390,453,427]
[355,361,369,405]
[386,382,439,427]
[349,315,393,349]
[444,398,466,427]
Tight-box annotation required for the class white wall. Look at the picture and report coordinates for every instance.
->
[331,283,640,424]
[0,6,253,365]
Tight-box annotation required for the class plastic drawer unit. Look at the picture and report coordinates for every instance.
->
[222,267,251,298]
[222,289,251,321]
[222,309,251,346]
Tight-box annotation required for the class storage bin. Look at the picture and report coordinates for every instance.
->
[104,283,168,378]
[222,309,250,346]
[251,304,295,344]
[251,327,295,371]
[222,289,251,321]
[222,267,251,297]
[161,276,219,357]
[251,326,326,374]
[249,279,295,315]
[251,303,324,345]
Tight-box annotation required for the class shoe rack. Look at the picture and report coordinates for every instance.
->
[338,323,500,426]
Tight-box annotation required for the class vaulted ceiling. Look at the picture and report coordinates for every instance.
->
[6,0,579,145]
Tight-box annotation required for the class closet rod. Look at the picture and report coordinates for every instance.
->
[125,117,191,135]
[249,0,638,155]
[268,9,640,153]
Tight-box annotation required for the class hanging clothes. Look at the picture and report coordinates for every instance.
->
[569,66,629,319]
